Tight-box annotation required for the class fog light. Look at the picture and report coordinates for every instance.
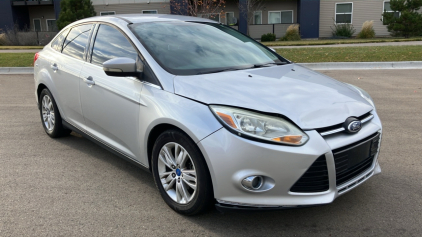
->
[242,176,263,190]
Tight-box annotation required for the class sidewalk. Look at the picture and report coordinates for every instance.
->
[270,41,422,49]
[0,49,40,53]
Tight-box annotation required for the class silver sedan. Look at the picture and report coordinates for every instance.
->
[34,14,382,215]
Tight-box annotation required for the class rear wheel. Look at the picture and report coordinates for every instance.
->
[151,129,214,215]
[39,89,71,138]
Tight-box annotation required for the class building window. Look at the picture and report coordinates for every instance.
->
[46,19,58,32]
[225,12,236,25]
[100,11,116,16]
[335,3,353,24]
[142,10,158,14]
[383,1,400,18]
[268,11,293,24]
[198,14,221,23]
[253,11,262,24]
[33,19,41,31]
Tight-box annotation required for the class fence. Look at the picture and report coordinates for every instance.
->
[0,31,57,46]
[249,24,293,39]
[230,24,296,40]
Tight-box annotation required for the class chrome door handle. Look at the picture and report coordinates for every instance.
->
[51,63,58,71]
[83,76,95,86]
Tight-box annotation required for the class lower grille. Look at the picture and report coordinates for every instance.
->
[290,155,329,193]
[333,133,380,186]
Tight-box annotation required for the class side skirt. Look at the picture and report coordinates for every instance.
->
[62,120,151,173]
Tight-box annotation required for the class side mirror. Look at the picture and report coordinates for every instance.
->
[103,57,140,77]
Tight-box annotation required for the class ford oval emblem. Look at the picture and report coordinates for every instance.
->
[343,117,362,133]
[348,121,362,133]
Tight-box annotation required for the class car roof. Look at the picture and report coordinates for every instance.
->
[82,14,217,24]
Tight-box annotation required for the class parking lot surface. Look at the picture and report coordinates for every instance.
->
[0,70,421,236]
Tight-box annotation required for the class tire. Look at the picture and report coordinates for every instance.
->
[151,129,214,215]
[39,89,71,138]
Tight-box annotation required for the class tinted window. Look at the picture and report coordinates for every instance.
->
[62,24,93,61]
[91,24,137,66]
[129,22,286,75]
[51,28,69,52]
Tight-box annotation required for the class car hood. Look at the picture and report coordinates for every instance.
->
[173,64,373,129]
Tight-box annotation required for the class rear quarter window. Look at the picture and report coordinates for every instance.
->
[51,28,69,52]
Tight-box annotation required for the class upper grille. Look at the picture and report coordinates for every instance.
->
[317,112,373,136]
[290,155,329,193]
[333,133,380,186]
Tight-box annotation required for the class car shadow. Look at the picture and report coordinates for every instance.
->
[52,130,382,235]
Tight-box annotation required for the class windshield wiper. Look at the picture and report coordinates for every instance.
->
[196,67,250,75]
[196,62,288,75]
[253,62,288,68]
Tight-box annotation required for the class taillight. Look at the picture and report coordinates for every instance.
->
[34,52,40,65]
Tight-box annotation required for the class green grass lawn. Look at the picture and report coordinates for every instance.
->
[0,46,44,50]
[0,45,421,67]
[276,45,422,63]
[263,37,422,47]
[0,53,34,67]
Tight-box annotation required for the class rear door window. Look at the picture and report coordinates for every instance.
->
[62,24,93,61]
[91,24,138,66]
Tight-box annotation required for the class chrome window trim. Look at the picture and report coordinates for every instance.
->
[320,114,374,136]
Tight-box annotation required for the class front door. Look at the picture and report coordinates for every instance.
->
[79,24,143,159]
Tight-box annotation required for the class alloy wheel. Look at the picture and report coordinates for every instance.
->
[41,95,55,131]
[158,142,197,204]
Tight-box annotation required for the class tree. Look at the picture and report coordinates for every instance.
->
[57,0,96,30]
[171,0,226,21]
[382,0,422,38]
[238,0,265,34]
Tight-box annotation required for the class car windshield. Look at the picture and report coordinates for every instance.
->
[129,21,288,75]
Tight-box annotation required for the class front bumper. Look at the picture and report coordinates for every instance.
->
[197,111,382,208]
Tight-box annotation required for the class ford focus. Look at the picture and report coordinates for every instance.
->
[34,15,382,215]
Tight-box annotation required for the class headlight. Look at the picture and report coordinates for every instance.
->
[210,105,309,145]
[346,83,375,108]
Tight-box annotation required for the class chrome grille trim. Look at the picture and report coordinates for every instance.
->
[320,114,374,136]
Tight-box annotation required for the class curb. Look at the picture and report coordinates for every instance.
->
[0,62,421,74]
[0,67,34,74]
[299,61,422,70]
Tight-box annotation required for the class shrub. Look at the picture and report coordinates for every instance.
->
[382,0,422,38]
[0,33,8,45]
[280,24,301,41]
[331,21,356,38]
[358,20,376,38]
[261,33,276,42]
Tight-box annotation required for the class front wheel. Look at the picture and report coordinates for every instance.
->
[151,129,214,215]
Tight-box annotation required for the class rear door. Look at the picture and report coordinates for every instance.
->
[49,23,94,129]
[79,24,144,159]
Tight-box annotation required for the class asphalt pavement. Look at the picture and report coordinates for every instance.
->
[0,70,421,236]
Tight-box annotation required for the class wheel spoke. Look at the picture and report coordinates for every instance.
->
[47,118,52,129]
[176,182,182,202]
[182,169,196,177]
[182,173,196,183]
[158,154,173,170]
[182,178,197,191]
[165,179,176,191]
[162,146,176,167]
[165,174,174,183]
[180,181,190,201]
[159,171,173,179]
